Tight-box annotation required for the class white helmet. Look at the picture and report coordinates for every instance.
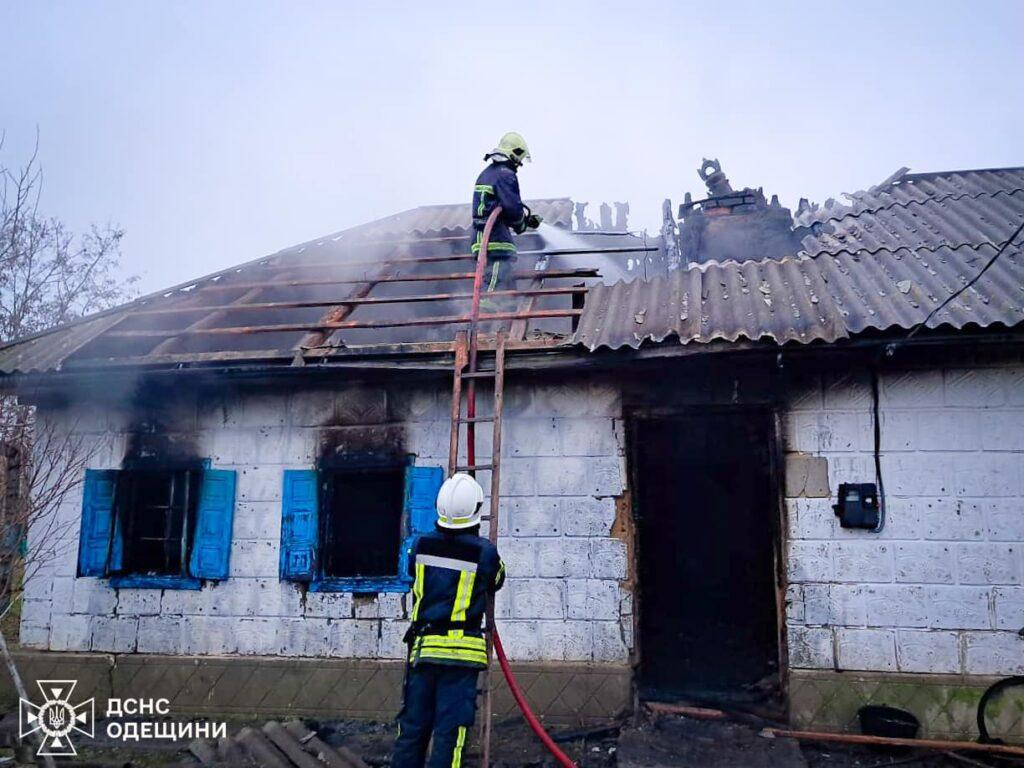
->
[436,473,485,529]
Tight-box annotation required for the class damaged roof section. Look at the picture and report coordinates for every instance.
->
[3,163,1022,372]
[0,199,651,374]
[576,166,1024,350]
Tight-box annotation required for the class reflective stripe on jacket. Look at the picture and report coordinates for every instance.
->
[406,529,505,669]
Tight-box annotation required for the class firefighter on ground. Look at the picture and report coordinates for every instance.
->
[472,131,543,312]
[391,473,506,768]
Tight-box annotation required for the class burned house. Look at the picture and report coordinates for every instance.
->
[1,164,1022,741]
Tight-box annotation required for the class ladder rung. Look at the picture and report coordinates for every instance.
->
[455,416,495,424]
[460,370,496,379]
[456,463,494,472]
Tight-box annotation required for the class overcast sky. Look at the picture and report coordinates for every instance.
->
[2,1,1022,294]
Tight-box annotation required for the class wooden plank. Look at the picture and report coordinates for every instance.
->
[760,727,1024,758]
[510,275,545,340]
[129,286,589,316]
[294,247,409,351]
[56,336,568,369]
[646,702,728,720]
[173,268,600,292]
[148,286,266,355]
[295,273,382,351]
[103,309,582,337]
[243,244,653,274]
[480,333,507,768]
[488,334,506,544]
[448,332,469,476]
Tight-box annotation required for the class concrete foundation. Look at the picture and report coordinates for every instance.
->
[790,668,1024,742]
[0,650,632,725]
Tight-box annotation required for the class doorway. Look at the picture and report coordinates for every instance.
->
[632,410,781,705]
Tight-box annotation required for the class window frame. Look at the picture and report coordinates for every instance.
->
[76,459,236,590]
[316,460,408,589]
[110,464,201,589]
[279,460,443,594]
[312,456,413,594]
[109,458,207,589]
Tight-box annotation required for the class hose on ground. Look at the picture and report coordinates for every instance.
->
[493,626,578,767]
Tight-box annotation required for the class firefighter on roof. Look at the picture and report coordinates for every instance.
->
[390,473,506,768]
[471,132,543,313]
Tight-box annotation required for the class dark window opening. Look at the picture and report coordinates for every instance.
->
[321,466,406,579]
[632,410,781,708]
[116,469,199,576]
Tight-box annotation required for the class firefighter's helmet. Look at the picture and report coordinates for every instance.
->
[486,131,531,166]
[436,473,485,529]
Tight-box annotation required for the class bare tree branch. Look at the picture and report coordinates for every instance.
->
[1,135,137,343]
[0,136,135,737]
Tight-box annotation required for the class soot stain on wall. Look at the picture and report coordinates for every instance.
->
[121,379,201,466]
[317,423,408,467]
[316,387,409,467]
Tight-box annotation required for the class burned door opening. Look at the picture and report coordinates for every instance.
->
[633,410,780,704]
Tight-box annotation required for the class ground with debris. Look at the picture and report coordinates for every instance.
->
[2,709,1011,767]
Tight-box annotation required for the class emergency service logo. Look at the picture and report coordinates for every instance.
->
[19,679,95,757]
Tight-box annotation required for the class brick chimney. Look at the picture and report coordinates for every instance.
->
[676,159,800,265]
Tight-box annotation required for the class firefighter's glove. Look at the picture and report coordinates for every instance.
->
[525,213,543,230]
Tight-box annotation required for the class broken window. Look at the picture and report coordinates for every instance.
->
[280,464,443,592]
[77,464,236,589]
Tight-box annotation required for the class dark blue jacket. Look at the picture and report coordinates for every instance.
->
[472,161,527,257]
[405,528,505,668]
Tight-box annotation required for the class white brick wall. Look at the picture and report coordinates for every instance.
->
[785,364,1024,675]
[23,381,631,664]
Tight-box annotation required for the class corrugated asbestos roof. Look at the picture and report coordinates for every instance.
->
[800,188,1024,257]
[796,167,1024,225]
[574,166,1024,350]
[574,242,1024,350]
[4,165,1023,372]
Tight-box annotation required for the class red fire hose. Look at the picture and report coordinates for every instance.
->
[468,207,579,768]
[493,628,578,768]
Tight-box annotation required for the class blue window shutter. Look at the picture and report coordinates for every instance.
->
[189,469,237,580]
[280,470,319,581]
[77,469,118,577]
[109,510,125,573]
[405,466,444,536]
[399,466,444,579]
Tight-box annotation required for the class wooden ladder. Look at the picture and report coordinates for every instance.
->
[447,326,506,767]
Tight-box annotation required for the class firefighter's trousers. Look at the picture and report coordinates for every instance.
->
[391,663,479,768]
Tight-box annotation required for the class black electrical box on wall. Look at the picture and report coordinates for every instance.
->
[833,483,880,530]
